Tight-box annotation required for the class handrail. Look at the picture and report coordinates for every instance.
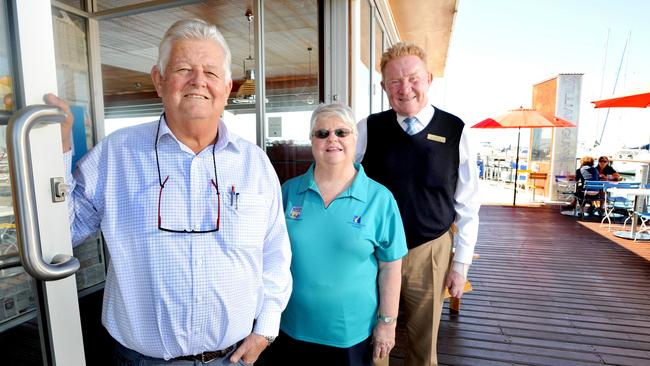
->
[6,105,80,280]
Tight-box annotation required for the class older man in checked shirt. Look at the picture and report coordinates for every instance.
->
[46,19,291,365]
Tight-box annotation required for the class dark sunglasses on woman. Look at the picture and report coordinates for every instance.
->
[312,128,352,139]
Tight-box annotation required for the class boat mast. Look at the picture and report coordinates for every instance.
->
[597,31,631,146]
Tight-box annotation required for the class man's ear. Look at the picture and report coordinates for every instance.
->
[380,80,386,92]
[151,65,163,97]
[224,79,233,107]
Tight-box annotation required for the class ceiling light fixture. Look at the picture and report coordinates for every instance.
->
[233,9,256,104]
[306,47,314,105]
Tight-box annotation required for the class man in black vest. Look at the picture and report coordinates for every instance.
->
[356,42,480,366]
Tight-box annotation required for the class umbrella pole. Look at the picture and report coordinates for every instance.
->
[513,127,521,206]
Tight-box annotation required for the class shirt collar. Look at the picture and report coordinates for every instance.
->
[396,104,435,126]
[157,114,241,154]
[297,163,368,203]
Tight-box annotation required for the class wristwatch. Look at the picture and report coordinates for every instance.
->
[261,335,276,345]
[377,314,396,325]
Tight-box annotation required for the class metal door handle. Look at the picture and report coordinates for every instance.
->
[6,105,80,280]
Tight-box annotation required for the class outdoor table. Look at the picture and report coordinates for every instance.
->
[607,187,650,241]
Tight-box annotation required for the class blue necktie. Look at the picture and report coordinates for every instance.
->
[404,116,419,135]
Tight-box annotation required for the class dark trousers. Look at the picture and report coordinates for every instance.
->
[259,330,373,366]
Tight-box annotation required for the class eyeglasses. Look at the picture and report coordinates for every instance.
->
[155,115,220,233]
[312,128,352,139]
[598,160,608,163]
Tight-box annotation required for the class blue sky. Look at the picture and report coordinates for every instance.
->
[430,0,650,153]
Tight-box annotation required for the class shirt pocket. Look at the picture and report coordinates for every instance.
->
[221,192,270,247]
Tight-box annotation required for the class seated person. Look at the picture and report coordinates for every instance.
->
[565,156,600,211]
[597,156,621,181]
[576,156,603,215]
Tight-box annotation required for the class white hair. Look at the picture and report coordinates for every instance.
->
[157,18,232,81]
[309,103,358,138]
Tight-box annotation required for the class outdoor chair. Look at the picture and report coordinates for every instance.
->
[526,172,547,201]
[634,212,650,242]
[600,182,640,231]
[577,180,607,220]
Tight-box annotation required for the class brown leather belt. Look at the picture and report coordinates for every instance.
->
[172,344,236,363]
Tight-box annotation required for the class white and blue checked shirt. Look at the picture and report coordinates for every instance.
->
[65,115,292,360]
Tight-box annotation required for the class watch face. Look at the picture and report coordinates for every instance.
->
[378,315,395,324]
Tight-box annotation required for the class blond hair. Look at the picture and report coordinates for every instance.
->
[380,42,428,78]
[580,156,595,167]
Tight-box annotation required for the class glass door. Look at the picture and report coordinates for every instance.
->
[0,0,86,364]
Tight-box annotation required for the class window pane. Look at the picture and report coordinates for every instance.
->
[355,0,371,119]
[56,0,84,10]
[371,17,383,113]
[263,0,319,183]
[0,2,14,113]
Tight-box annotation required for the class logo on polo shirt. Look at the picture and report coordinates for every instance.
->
[349,214,365,228]
[289,206,302,219]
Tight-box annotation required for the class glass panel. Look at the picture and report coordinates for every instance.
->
[355,0,371,119]
[56,0,84,10]
[0,2,14,115]
[51,8,106,292]
[0,3,43,364]
[263,0,319,183]
[531,128,552,161]
[0,0,29,333]
[99,1,250,135]
[382,37,389,110]
[95,0,145,11]
[370,16,383,113]
[97,1,320,183]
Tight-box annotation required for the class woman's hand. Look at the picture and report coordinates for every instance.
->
[373,322,396,360]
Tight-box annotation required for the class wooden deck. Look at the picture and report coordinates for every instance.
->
[391,205,650,366]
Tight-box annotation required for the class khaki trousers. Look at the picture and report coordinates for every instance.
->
[375,231,453,366]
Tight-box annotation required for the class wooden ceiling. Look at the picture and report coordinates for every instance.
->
[99,0,319,100]
[95,0,456,104]
[388,0,457,78]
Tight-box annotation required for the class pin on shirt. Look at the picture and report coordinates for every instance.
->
[289,206,302,219]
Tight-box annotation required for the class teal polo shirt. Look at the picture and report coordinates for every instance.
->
[280,163,407,348]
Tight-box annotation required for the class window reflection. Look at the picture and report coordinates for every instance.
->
[0,2,13,114]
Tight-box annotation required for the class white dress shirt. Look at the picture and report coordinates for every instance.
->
[356,104,480,277]
[65,115,292,359]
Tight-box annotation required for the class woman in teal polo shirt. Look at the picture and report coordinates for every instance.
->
[264,103,407,366]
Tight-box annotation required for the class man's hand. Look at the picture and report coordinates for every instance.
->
[372,322,396,360]
[43,93,73,152]
[445,269,466,299]
[229,333,270,364]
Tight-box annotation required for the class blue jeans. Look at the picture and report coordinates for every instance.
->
[114,341,254,366]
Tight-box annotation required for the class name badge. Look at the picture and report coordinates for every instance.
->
[427,134,446,143]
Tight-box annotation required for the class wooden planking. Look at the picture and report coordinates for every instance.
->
[391,205,650,366]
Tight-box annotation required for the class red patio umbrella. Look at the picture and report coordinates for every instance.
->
[473,107,576,205]
[591,89,650,108]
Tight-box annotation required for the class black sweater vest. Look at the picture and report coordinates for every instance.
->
[362,108,464,249]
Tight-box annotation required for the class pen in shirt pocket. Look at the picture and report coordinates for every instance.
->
[230,185,235,206]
